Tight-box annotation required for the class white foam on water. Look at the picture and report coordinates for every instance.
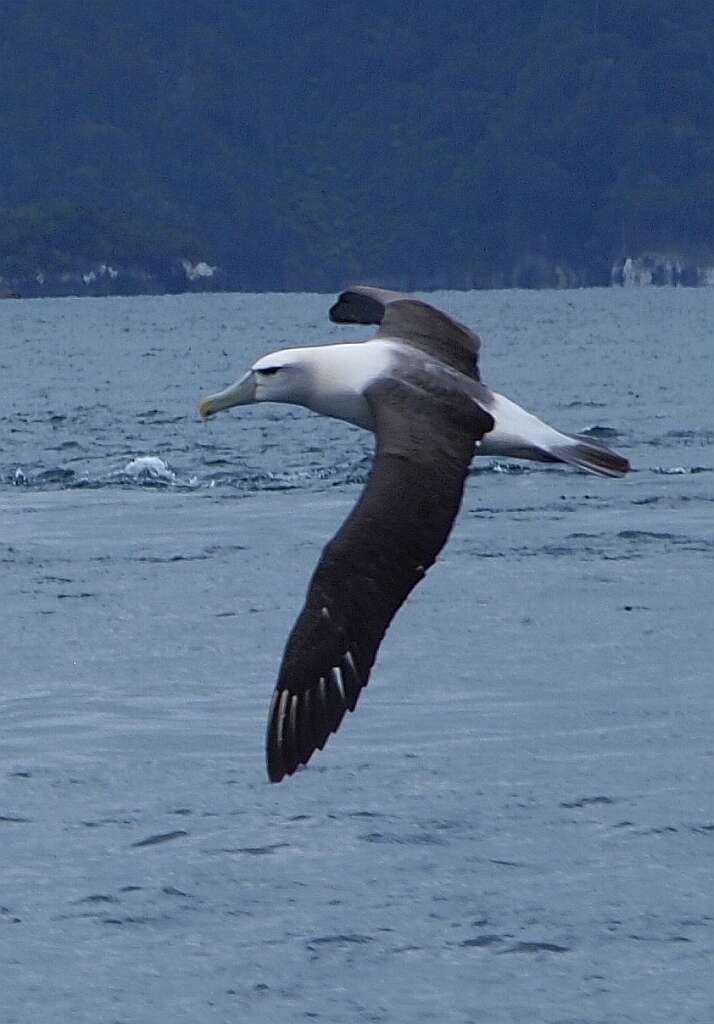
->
[123,455,176,483]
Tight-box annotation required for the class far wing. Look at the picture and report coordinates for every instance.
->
[266,376,494,782]
[378,299,481,379]
[329,285,407,325]
[330,287,481,380]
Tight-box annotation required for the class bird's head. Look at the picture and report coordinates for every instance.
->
[199,349,311,418]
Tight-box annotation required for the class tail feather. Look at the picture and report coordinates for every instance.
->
[549,435,631,478]
[477,392,630,478]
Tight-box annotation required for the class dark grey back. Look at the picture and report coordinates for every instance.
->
[330,286,481,380]
[377,299,481,379]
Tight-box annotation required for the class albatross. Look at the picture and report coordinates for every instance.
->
[199,287,630,782]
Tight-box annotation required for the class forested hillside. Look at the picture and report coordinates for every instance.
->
[1,0,713,294]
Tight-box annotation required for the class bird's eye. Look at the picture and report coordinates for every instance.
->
[257,366,280,376]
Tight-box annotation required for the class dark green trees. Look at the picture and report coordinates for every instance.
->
[0,1,712,293]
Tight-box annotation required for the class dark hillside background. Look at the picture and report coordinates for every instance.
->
[1,0,713,294]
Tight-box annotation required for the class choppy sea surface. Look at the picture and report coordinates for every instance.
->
[1,289,713,1023]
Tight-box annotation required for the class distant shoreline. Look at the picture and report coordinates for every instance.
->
[3,249,713,301]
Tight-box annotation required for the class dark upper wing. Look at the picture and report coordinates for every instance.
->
[330,287,481,380]
[265,376,495,782]
[327,284,479,380]
[329,285,407,325]
[378,299,481,379]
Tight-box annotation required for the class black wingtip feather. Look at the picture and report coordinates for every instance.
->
[295,694,315,768]
[325,671,347,731]
[340,652,363,711]
[266,715,286,783]
[266,664,362,782]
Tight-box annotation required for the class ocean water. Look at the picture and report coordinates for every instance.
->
[1,289,713,1023]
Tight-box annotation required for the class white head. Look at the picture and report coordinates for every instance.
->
[199,340,390,431]
[199,348,313,418]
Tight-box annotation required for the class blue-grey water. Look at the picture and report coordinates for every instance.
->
[1,289,713,1023]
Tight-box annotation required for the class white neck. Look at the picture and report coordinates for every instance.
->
[286,341,397,430]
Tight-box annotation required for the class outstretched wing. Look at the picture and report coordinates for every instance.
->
[266,375,495,782]
[377,299,481,379]
[329,285,407,325]
[330,286,481,380]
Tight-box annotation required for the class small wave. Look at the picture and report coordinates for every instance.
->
[653,465,713,475]
[3,459,365,493]
[123,455,176,484]
[618,530,683,542]
[471,461,532,476]
[649,428,714,448]
[579,425,620,438]
[7,465,75,487]
[205,460,371,492]
[6,453,590,493]
[5,456,187,490]
[665,429,714,441]
[38,467,76,484]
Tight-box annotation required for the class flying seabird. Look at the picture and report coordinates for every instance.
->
[199,288,630,782]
